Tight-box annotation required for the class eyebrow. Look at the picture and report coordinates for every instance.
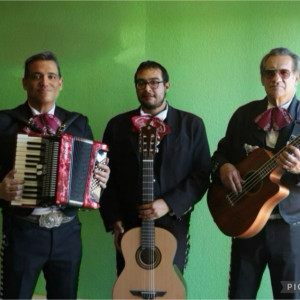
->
[30,72,59,76]
[265,68,290,70]
[136,77,162,81]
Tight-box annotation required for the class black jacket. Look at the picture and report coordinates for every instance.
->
[211,96,300,224]
[100,105,211,238]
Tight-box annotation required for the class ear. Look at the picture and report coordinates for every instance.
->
[165,82,170,92]
[22,77,27,91]
[294,72,300,86]
[59,77,64,90]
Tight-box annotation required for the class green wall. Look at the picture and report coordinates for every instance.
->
[1,1,300,299]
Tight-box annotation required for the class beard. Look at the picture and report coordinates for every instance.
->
[139,95,166,111]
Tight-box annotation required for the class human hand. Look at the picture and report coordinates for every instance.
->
[219,163,244,194]
[138,198,170,220]
[277,145,300,174]
[0,169,24,201]
[94,158,110,189]
[113,220,124,252]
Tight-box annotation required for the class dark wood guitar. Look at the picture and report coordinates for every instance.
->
[207,138,300,238]
[112,125,186,299]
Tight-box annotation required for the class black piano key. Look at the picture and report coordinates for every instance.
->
[27,141,44,146]
[25,164,36,168]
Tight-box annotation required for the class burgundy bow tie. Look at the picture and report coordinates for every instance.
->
[254,107,293,132]
[23,113,62,136]
[131,115,170,140]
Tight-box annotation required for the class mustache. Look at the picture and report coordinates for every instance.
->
[270,83,284,87]
[142,92,155,97]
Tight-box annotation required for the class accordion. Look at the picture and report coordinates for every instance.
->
[12,133,108,209]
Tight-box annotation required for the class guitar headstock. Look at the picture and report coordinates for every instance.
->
[140,125,158,159]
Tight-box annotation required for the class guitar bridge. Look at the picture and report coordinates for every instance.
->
[130,290,166,299]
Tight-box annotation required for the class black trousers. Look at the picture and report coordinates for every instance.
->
[0,215,82,299]
[229,219,300,299]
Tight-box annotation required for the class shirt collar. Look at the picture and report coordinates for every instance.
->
[140,102,168,121]
[267,98,293,110]
[28,103,56,116]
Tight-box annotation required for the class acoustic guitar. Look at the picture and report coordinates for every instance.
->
[112,124,186,299]
[207,137,300,238]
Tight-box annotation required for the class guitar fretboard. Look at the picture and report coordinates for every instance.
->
[141,158,155,249]
[227,133,300,206]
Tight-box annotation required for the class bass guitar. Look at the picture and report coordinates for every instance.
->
[112,124,186,299]
[207,138,300,238]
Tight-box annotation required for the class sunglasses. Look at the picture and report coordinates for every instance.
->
[263,69,292,80]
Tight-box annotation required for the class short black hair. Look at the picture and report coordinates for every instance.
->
[134,60,169,83]
[24,51,61,78]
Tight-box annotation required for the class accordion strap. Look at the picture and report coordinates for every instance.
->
[3,110,81,135]
[2,110,44,133]
[56,112,80,134]
[3,110,32,125]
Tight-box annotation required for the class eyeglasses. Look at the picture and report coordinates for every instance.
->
[135,79,164,90]
[263,69,292,80]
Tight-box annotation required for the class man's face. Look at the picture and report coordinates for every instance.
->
[261,55,299,106]
[135,67,169,114]
[22,60,63,111]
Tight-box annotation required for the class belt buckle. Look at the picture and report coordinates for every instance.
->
[39,212,63,228]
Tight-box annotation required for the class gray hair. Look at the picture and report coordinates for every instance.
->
[260,47,300,76]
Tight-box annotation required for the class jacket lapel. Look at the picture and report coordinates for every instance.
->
[275,96,299,152]
[129,108,142,163]
[158,106,175,184]
[54,106,68,122]
[15,101,34,120]
[252,98,269,147]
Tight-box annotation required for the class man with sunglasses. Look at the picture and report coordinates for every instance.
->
[100,60,211,276]
[211,47,300,299]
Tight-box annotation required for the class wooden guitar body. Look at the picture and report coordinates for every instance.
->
[113,227,186,299]
[207,148,289,238]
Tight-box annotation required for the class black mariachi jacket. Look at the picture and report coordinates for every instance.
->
[100,105,211,237]
[211,96,300,224]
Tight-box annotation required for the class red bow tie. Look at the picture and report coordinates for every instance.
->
[254,107,293,132]
[131,115,170,140]
[23,113,62,136]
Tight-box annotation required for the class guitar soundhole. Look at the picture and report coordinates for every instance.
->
[136,247,161,270]
[244,171,263,195]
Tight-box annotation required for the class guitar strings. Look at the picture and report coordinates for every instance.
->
[142,148,155,294]
[227,155,278,204]
[226,136,300,206]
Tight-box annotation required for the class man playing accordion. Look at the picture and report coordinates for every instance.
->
[0,51,110,299]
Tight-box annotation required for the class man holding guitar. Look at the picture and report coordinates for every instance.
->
[100,61,210,290]
[210,47,300,299]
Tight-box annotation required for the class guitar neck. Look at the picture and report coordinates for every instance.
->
[141,157,155,249]
[141,220,155,248]
[256,133,300,180]
[142,158,154,204]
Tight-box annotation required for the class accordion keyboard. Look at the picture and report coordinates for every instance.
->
[13,134,59,206]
